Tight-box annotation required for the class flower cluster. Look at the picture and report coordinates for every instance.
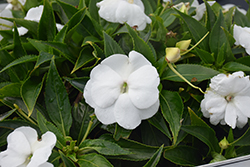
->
[201,71,250,129]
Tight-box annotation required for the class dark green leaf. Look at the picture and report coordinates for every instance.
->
[38,0,56,41]
[34,51,54,68]
[195,48,215,64]
[0,119,40,132]
[0,109,16,121]
[162,64,219,82]
[64,77,89,92]
[232,127,250,146]
[126,24,156,64]
[79,139,131,155]
[0,82,21,99]
[0,55,37,73]
[45,58,72,136]
[160,8,177,27]
[13,24,27,59]
[175,10,209,50]
[21,76,45,116]
[143,145,164,167]
[78,153,113,167]
[205,0,217,30]
[104,31,125,57]
[160,90,183,145]
[234,8,250,27]
[59,151,77,167]
[164,146,202,166]
[222,62,250,71]
[113,124,132,140]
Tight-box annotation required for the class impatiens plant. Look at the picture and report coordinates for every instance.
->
[1,0,250,166]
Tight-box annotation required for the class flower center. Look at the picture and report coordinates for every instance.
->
[128,0,134,4]
[225,95,234,102]
[121,82,128,93]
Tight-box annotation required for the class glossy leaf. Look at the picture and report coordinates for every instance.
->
[45,58,72,136]
[222,62,250,71]
[164,146,202,166]
[34,51,54,68]
[0,83,21,99]
[162,64,219,82]
[160,90,183,145]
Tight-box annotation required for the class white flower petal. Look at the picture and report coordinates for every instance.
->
[7,130,31,155]
[25,5,43,22]
[234,96,250,117]
[94,104,116,125]
[138,99,159,120]
[114,93,141,129]
[225,103,237,129]
[39,162,54,167]
[15,126,38,147]
[128,65,159,109]
[31,131,56,152]
[233,25,243,45]
[27,146,52,167]
[17,27,29,36]
[90,64,123,108]
[83,80,97,108]
[128,51,152,72]
[0,149,27,167]
[97,0,120,23]
[236,110,248,128]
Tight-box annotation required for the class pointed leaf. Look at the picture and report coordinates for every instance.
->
[64,77,88,92]
[160,90,183,145]
[34,51,54,68]
[232,127,250,146]
[0,83,21,99]
[234,8,250,27]
[45,58,72,136]
[222,62,250,71]
[143,145,164,167]
[205,0,217,30]
[59,151,77,167]
[195,48,215,64]
[78,153,113,167]
[104,31,125,57]
[113,124,132,140]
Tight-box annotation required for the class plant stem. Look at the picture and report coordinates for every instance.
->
[80,119,93,145]
[168,63,205,94]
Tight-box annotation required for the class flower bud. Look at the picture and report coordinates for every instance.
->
[165,47,181,63]
[176,39,192,51]
[219,137,229,150]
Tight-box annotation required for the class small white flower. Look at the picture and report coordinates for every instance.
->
[201,71,250,129]
[84,51,160,129]
[192,0,216,21]
[222,4,247,15]
[233,24,250,55]
[96,0,151,31]
[0,126,56,167]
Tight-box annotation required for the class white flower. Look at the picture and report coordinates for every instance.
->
[17,5,64,35]
[84,51,160,129]
[233,24,250,55]
[222,4,247,15]
[201,71,250,129]
[96,0,151,31]
[0,126,56,167]
[6,0,26,10]
[192,0,216,21]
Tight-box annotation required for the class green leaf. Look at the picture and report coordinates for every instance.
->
[79,139,131,156]
[205,0,217,30]
[232,127,250,146]
[188,107,210,128]
[195,48,215,64]
[175,10,209,51]
[209,10,235,62]
[113,124,132,140]
[234,8,250,27]
[59,151,77,167]
[64,77,89,92]
[164,145,202,166]
[37,111,66,149]
[0,83,21,99]
[57,0,79,22]
[148,112,171,140]
[34,51,54,68]
[126,24,156,64]
[104,31,125,57]
[38,0,56,41]
[160,8,177,27]
[236,56,250,67]
[100,134,158,161]
[88,0,100,21]
[54,25,68,42]
[143,145,164,167]
[223,62,250,71]
[0,55,37,73]
[0,109,16,121]
[181,126,220,153]
[0,119,40,132]
[21,76,45,116]
[210,152,226,163]
[45,58,72,136]
[71,46,96,74]
[160,90,183,145]
[216,43,225,67]
[78,153,113,167]
[162,64,219,82]
[13,24,27,59]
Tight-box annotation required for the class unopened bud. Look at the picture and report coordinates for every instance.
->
[219,137,229,150]
[176,39,192,51]
[165,47,181,63]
